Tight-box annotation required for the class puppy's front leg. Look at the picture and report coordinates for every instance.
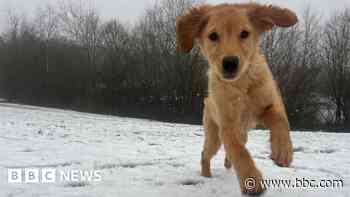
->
[220,125,265,195]
[262,98,293,167]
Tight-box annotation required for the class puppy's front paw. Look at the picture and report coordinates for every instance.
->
[240,169,266,196]
[201,160,212,178]
[271,137,293,167]
[201,169,212,178]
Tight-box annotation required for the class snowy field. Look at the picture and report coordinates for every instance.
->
[0,103,349,197]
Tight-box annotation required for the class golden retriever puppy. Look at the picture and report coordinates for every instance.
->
[176,3,298,195]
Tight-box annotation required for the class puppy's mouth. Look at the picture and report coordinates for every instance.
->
[220,62,249,82]
[222,67,241,81]
[222,72,237,80]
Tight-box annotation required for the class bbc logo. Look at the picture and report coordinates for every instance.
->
[8,168,56,183]
[8,168,102,183]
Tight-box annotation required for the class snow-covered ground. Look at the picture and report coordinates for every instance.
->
[0,103,349,197]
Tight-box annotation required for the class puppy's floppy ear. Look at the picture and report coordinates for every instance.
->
[176,5,211,53]
[249,5,298,32]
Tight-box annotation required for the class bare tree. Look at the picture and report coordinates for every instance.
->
[261,7,322,128]
[134,0,206,113]
[35,5,59,73]
[58,0,102,109]
[322,9,350,127]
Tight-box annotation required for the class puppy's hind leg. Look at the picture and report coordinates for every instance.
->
[201,108,221,178]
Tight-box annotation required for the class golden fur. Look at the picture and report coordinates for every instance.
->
[176,3,298,195]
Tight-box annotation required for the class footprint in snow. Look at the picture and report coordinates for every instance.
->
[21,148,35,152]
[95,163,117,170]
[254,155,267,160]
[317,149,337,154]
[293,146,337,154]
[179,179,204,186]
[95,162,155,170]
[61,134,71,138]
[148,143,159,146]
[168,163,185,168]
[64,181,90,188]
[119,162,155,168]
[293,146,306,153]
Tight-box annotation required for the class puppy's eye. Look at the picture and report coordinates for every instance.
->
[209,32,219,42]
[240,30,250,39]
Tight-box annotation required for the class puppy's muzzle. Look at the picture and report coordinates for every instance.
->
[222,56,239,79]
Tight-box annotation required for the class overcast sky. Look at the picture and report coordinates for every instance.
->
[1,0,350,29]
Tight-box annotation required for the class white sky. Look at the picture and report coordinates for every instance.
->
[0,0,350,29]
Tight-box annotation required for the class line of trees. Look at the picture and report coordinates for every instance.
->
[0,0,349,130]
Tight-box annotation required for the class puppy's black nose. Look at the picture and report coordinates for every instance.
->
[222,56,239,76]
